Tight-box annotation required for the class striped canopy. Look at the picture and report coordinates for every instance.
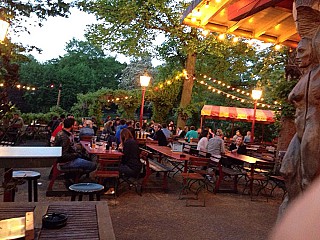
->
[201,105,276,123]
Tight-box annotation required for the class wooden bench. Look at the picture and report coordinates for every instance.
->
[210,156,245,194]
[269,175,287,199]
[140,148,172,191]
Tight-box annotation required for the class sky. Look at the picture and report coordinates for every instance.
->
[9,8,163,66]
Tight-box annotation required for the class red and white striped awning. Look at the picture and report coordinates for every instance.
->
[201,105,276,123]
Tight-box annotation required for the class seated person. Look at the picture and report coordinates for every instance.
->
[119,128,142,178]
[54,118,96,179]
[7,113,24,142]
[243,131,251,144]
[207,131,225,159]
[147,123,168,146]
[161,123,172,139]
[79,120,95,139]
[197,130,209,152]
[178,126,188,139]
[229,137,247,155]
[232,130,242,142]
[9,113,24,131]
[185,126,198,142]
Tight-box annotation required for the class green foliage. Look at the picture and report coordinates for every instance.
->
[21,107,66,125]
[148,73,183,123]
[71,88,139,124]
[19,39,126,112]
[1,1,72,119]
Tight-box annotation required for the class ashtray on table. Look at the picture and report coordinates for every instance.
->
[42,212,68,229]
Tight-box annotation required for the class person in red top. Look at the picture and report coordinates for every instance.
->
[50,122,63,146]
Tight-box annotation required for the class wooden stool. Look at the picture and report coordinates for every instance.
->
[69,183,104,201]
[12,170,41,202]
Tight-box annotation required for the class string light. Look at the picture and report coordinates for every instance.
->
[196,77,281,109]
[218,33,225,40]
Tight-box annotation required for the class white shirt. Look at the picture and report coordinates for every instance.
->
[197,137,208,151]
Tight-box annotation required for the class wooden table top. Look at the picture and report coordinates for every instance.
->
[146,143,193,161]
[80,141,123,157]
[0,201,115,240]
[177,140,198,147]
[224,152,267,164]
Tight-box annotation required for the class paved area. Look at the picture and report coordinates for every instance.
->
[0,140,282,240]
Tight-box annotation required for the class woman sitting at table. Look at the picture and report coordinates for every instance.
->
[197,129,209,152]
[119,128,142,178]
[229,137,247,155]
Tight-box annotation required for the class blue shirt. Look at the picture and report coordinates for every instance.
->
[115,124,127,144]
[185,130,198,142]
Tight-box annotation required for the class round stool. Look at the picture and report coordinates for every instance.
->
[13,170,41,202]
[69,183,104,201]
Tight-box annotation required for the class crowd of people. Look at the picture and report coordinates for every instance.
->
[6,113,253,192]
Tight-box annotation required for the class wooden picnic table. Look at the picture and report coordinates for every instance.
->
[224,152,267,196]
[0,201,115,240]
[146,143,195,173]
[80,141,123,158]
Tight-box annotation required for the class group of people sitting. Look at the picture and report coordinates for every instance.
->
[196,128,248,160]
[51,116,143,191]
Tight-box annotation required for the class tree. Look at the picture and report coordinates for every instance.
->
[78,0,257,127]
[0,1,72,118]
[19,39,127,112]
[119,57,153,90]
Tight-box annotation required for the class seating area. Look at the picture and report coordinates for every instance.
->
[0,138,287,240]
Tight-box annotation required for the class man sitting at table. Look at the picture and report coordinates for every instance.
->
[54,118,96,182]
[207,130,225,159]
[229,137,247,155]
[185,126,198,142]
[79,119,95,139]
[148,123,168,146]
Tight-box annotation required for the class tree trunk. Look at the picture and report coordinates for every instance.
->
[176,52,197,128]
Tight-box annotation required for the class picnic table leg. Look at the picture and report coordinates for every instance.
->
[249,163,254,198]
[28,179,33,202]
[3,169,15,202]
[162,173,168,191]
[33,178,39,202]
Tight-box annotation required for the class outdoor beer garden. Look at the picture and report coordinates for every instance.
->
[0,0,319,239]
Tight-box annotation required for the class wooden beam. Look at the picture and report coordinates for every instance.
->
[227,0,285,21]
[277,27,298,43]
[200,0,230,25]
[227,18,248,33]
[253,12,292,37]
